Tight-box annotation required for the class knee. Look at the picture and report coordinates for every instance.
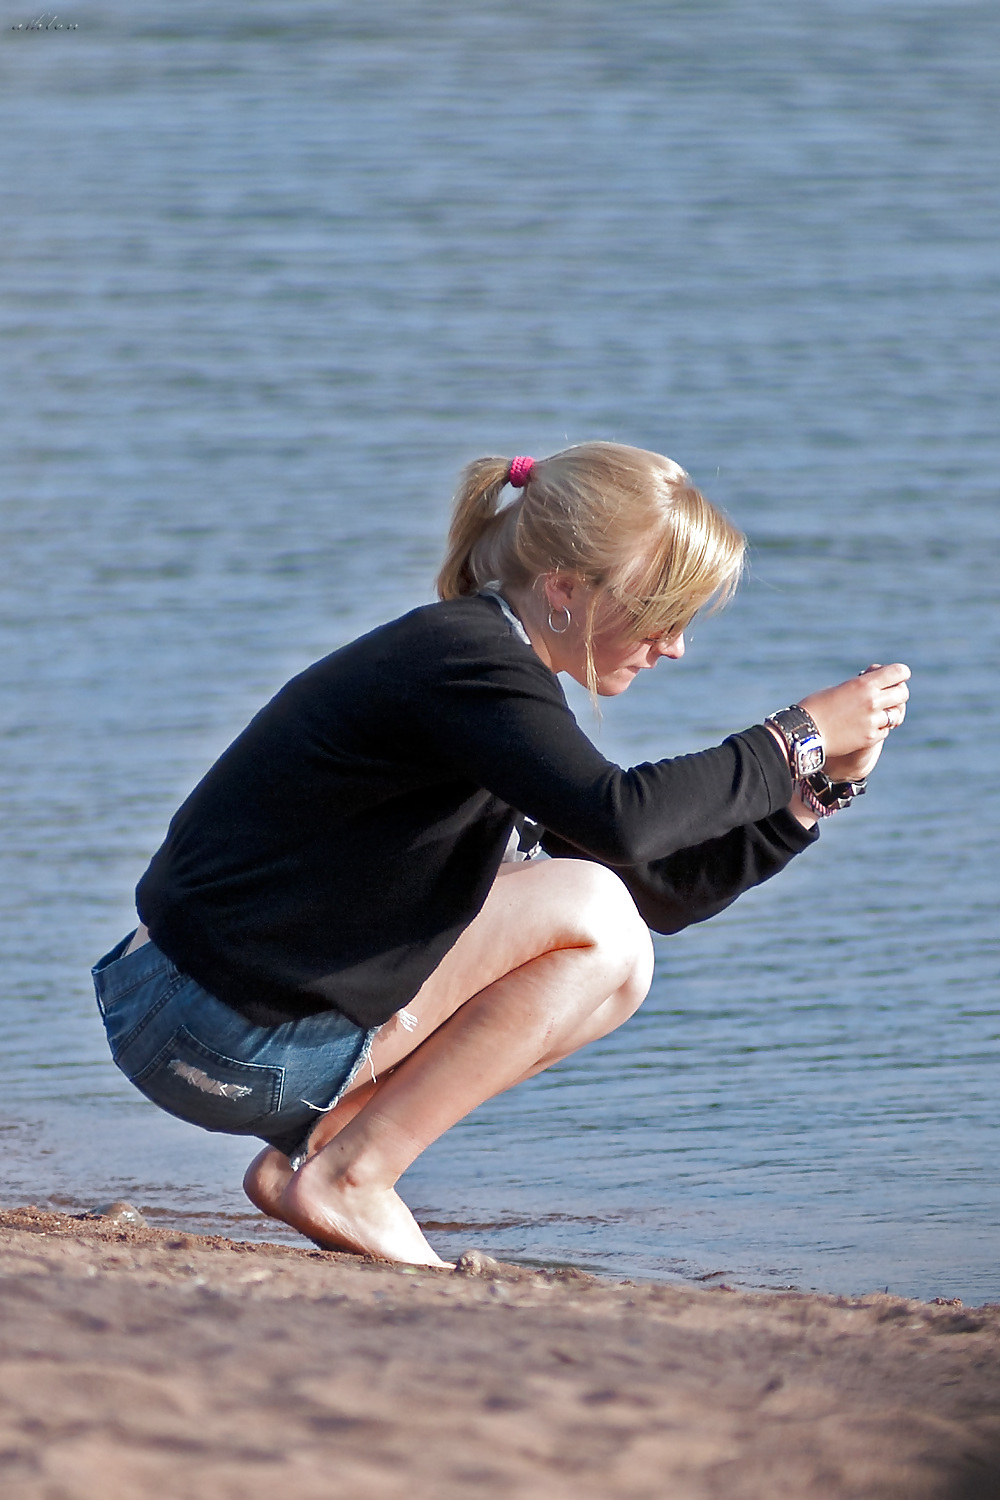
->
[565,862,654,1010]
[616,908,654,1016]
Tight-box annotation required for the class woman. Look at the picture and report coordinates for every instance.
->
[93,442,909,1268]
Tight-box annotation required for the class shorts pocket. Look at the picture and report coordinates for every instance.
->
[105,973,185,1063]
[129,1026,284,1135]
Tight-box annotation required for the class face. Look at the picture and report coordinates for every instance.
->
[544,577,686,696]
[588,617,686,696]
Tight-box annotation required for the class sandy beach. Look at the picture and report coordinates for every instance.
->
[0,1208,997,1498]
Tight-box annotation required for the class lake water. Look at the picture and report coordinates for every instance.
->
[1,0,997,1301]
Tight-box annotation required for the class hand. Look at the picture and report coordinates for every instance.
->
[797,662,910,760]
[823,739,885,783]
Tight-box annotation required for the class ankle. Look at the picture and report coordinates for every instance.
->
[295,1145,393,1196]
[305,1111,421,1192]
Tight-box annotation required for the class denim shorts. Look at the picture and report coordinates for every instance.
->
[92,933,378,1161]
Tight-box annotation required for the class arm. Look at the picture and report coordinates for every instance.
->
[542,806,818,933]
[399,604,905,874]
[399,613,795,865]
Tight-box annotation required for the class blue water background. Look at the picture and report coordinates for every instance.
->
[1,0,998,1299]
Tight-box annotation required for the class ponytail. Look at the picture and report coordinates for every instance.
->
[436,456,513,600]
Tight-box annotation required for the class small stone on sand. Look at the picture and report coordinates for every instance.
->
[91,1200,147,1227]
[455,1248,503,1277]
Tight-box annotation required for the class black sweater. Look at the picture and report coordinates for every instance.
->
[137,595,817,1028]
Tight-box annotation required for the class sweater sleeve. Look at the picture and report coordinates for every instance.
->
[397,615,796,865]
[541,807,818,933]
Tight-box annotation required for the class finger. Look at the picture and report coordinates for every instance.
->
[864,663,910,688]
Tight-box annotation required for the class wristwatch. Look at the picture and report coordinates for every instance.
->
[800,770,868,816]
[765,705,825,779]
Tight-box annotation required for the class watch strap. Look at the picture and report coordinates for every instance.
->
[765,705,826,779]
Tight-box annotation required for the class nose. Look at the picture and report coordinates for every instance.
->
[659,632,684,660]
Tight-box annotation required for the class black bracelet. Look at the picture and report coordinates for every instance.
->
[800,771,868,815]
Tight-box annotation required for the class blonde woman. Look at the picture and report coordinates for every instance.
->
[93,443,910,1267]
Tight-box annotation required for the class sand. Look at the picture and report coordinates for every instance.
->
[0,1206,998,1499]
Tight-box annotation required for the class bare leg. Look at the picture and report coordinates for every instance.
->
[242,1002,603,1223]
[244,867,551,1221]
[243,918,629,1223]
[275,859,653,1264]
[243,861,651,1238]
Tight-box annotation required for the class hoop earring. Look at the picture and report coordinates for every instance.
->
[547,605,571,634]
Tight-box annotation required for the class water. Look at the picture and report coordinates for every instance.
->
[1,0,997,1300]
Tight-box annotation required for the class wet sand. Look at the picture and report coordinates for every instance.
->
[0,1207,998,1499]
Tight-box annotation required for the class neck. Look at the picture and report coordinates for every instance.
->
[501,585,554,670]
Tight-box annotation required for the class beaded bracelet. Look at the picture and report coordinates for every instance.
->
[798,777,840,818]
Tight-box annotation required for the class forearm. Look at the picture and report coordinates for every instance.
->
[542,808,818,935]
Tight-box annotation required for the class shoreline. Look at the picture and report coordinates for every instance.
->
[1,1205,998,1498]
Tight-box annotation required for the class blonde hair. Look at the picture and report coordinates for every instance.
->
[437,441,746,693]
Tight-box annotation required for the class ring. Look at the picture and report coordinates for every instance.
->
[883,708,895,730]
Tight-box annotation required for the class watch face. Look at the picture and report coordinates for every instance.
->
[797,735,826,777]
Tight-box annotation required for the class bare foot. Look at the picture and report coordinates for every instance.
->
[243,1083,384,1222]
[279,1160,452,1268]
[243,1146,294,1219]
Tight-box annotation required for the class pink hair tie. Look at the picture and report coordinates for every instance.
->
[507,455,534,488]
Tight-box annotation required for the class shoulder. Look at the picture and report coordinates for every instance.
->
[373,597,565,702]
[291,598,513,678]
[376,596,538,664]
[282,596,559,707]
[387,595,521,644]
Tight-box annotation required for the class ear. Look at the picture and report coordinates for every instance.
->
[542,572,580,611]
